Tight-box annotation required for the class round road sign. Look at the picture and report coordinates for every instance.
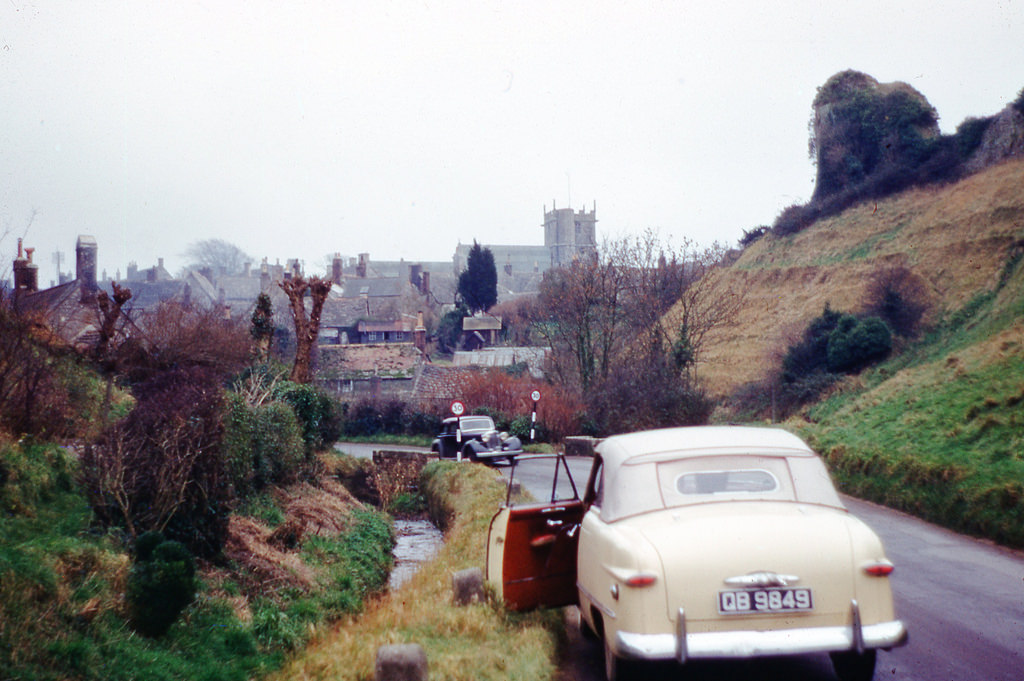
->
[450,400,466,416]
[530,390,541,402]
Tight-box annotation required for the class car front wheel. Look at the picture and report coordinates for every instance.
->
[830,649,877,681]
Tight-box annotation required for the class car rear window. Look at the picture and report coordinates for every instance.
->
[676,469,779,495]
[658,455,797,508]
[458,416,492,431]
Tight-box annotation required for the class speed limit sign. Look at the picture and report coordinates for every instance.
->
[530,390,541,402]
[450,400,466,416]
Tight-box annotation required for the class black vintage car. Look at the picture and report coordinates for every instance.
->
[430,415,523,464]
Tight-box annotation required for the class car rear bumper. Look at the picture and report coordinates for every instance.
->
[616,601,907,662]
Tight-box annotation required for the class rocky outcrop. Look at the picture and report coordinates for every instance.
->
[811,70,939,201]
[965,104,1024,173]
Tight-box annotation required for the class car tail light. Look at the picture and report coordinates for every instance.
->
[624,572,658,587]
[862,560,895,576]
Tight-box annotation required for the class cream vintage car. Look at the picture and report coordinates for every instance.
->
[486,426,907,681]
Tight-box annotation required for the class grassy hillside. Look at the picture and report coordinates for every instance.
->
[697,158,1024,397]
[692,158,1024,546]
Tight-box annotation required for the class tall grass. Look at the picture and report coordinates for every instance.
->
[271,461,565,681]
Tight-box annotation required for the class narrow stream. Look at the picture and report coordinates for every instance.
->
[389,519,444,590]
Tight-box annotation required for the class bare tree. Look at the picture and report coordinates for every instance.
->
[182,238,254,276]
[534,231,743,433]
[279,275,332,383]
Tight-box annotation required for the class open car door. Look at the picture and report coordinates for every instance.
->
[485,454,585,611]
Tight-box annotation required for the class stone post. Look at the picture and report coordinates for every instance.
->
[375,643,427,681]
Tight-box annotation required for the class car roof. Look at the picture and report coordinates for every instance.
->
[596,425,814,470]
[594,426,836,522]
[441,415,493,426]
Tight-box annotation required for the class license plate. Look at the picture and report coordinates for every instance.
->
[718,587,813,614]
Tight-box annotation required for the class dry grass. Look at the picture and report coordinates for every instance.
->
[693,159,1024,396]
[220,476,365,597]
[270,463,562,681]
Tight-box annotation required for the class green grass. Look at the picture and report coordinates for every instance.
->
[796,262,1024,547]
[271,460,565,681]
[335,433,434,448]
[0,439,396,681]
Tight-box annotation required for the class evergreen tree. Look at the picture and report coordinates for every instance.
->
[457,241,497,314]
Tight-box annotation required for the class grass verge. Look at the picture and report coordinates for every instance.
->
[0,438,394,681]
[270,460,565,681]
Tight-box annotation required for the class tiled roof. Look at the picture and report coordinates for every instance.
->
[317,344,421,379]
[410,364,474,402]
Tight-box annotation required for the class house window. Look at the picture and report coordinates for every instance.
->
[367,331,379,342]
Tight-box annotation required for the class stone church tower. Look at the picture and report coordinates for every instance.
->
[543,201,597,267]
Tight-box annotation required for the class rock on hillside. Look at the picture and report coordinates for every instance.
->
[965,103,1024,174]
[691,158,1024,397]
[811,70,940,201]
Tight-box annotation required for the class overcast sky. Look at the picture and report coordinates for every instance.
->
[2,1,1022,285]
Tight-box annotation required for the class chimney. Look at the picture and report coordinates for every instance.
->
[420,271,430,296]
[332,253,343,285]
[244,261,251,277]
[14,243,39,293]
[260,260,270,292]
[357,253,368,278]
[414,311,427,352]
[76,235,98,303]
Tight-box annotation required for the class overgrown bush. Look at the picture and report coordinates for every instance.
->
[80,366,230,557]
[863,265,931,337]
[826,315,892,373]
[739,225,769,247]
[341,398,444,438]
[458,371,583,441]
[584,355,713,436]
[117,301,251,384]
[222,392,306,497]
[783,305,892,379]
[0,304,107,439]
[782,304,843,380]
[128,532,197,637]
[273,381,343,454]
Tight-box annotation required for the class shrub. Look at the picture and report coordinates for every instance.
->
[863,265,930,337]
[826,315,893,373]
[342,398,386,436]
[128,533,198,637]
[222,393,306,496]
[782,304,843,381]
[584,355,713,436]
[0,305,107,439]
[80,366,230,557]
[1013,86,1024,115]
[458,371,584,441]
[118,301,251,384]
[954,116,995,159]
[739,225,769,247]
[341,398,445,438]
[273,381,343,453]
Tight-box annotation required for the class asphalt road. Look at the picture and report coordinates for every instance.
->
[506,455,1024,681]
[336,444,1024,680]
